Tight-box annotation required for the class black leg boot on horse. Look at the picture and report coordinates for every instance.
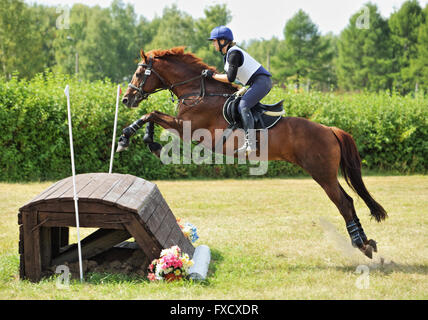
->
[117,119,162,157]
[143,121,162,157]
[117,119,144,152]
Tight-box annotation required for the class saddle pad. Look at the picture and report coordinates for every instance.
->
[222,96,283,130]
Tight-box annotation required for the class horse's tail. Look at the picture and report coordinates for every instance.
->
[331,127,387,222]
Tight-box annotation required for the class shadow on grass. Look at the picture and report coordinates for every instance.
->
[84,272,147,285]
[337,263,428,275]
[286,262,428,275]
[193,248,224,287]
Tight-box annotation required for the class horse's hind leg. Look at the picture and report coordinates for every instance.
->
[315,177,376,259]
[339,185,377,253]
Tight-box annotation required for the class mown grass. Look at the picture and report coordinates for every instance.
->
[0,176,427,299]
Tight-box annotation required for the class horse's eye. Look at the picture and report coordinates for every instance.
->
[136,72,143,78]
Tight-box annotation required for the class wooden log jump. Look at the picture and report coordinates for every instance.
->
[18,173,194,282]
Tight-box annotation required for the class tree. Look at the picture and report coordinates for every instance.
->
[107,0,140,81]
[193,4,232,70]
[272,9,334,90]
[53,1,139,82]
[147,5,195,50]
[389,0,424,93]
[53,3,92,76]
[0,0,56,79]
[337,3,393,91]
[411,4,428,91]
[244,37,281,74]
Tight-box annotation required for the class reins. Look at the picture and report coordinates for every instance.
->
[128,57,232,107]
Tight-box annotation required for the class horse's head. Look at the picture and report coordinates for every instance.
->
[122,49,167,108]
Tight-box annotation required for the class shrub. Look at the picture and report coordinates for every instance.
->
[0,73,426,182]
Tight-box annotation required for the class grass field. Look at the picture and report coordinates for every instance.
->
[0,176,427,299]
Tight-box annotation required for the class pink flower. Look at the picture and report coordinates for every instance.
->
[147,273,156,281]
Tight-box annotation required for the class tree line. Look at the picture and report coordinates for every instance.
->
[0,0,427,93]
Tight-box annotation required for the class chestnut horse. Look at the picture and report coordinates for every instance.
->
[119,47,387,259]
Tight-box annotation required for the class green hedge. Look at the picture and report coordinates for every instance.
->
[0,72,426,182]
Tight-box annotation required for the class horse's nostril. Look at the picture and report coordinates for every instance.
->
[122,97,128,105]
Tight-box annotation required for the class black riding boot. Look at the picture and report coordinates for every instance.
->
[237,107,256,153]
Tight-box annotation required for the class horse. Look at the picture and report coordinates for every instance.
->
[119,46,387,259]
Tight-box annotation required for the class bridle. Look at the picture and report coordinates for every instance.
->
[128,57,231,107]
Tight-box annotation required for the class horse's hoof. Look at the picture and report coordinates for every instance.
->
[367,239,377,252]
[143,133,153,144]
[116,135,129,153]
[116,144,128,153]
[148,142,162,158]
[361,245,373,259]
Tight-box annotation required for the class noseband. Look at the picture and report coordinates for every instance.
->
[128,57,231,106]
[128,57,169,100]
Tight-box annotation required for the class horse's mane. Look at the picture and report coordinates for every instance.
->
[146,46,239,91]
[147,47,213,71]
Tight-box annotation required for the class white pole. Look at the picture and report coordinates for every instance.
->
[64,85,84,283]
[109,85,121,174]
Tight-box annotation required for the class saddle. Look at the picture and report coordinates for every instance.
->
[222,95,285,130]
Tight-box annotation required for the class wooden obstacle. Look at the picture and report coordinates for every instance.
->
[18,173,194,282]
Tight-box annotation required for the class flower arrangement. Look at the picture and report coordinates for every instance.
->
[176,218,199,243]
[147,246,193,282]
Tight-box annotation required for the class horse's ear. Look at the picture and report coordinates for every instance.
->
[140,49,147,62]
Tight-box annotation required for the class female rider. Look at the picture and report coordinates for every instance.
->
[202,25,272,154]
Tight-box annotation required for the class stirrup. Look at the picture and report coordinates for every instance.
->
[236,139,256,154]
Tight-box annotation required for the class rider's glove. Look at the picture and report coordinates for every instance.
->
[201,69,214,79]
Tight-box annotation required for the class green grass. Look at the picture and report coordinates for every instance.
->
[0,176,427,299]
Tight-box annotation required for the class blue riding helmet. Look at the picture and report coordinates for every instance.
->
[208,26,234,41]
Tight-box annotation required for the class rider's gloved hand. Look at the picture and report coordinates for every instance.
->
[201,69,214,79]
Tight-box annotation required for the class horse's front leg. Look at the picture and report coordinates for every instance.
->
[116,111,183,157]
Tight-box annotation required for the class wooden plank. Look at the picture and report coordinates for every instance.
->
[164,225,182,248]
[40,227,52,269]
[19,177,71,210]
[76,173,123,199]
[145,201,169,237]
[38,212,128,230]
[86,174,122,200]
[178,236,195,258]
[31,200,127,215]
[139,190,160,222]
[124,215,162,263]
[115,178,156,213]
[52,229,131,265]
[154,210,176,247]
[43,177,74,201]
[60,227,69,248]
[51,227,60,258]
[102,174,136,204]
[75,174,107,199]
[60,173,97,200]
[22,209,42,282]
[19,225,25,279]
[51,227,69,258]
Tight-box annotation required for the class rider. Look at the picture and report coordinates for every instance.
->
[202,25,272,153]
